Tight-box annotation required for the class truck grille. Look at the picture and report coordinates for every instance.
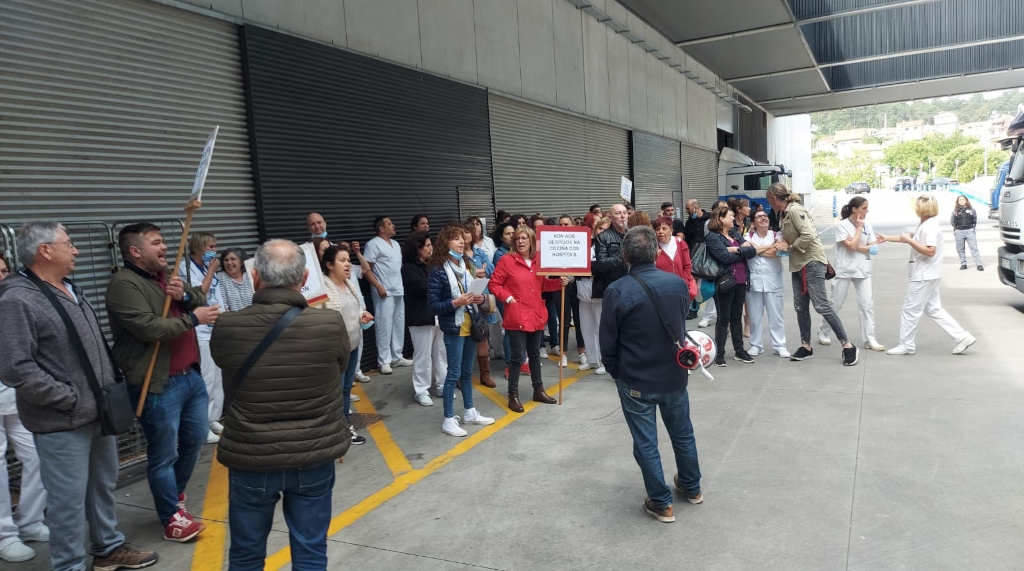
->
[1002,226,1021,241]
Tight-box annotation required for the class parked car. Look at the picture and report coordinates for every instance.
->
[845,182,870,194]
[892,177,913,191]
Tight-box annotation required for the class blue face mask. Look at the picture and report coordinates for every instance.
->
[202,250,217,265]
[360,320,374,330]
[314,231,327,239]
[449,249,463,259]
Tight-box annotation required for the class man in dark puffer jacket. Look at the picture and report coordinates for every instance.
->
[210,239,350,570]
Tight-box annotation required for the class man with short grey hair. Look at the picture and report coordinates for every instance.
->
[0,222,157,570]
[600,225,702,524]
[211,238,350,569]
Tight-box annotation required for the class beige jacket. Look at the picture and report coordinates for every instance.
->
[779,201,828,272]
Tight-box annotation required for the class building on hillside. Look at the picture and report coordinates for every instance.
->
[933,112,959,136]
[813,135,836,154]
[896,120,925,141]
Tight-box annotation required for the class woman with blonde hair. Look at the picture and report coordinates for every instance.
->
[879,195,976,356]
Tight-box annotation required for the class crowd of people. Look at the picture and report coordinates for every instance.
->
[0,185,983,568]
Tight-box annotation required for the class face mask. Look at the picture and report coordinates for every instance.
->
[449,249,463,259]
[202,250,217,265]
[314,231,327,239]
[361,320,375,330]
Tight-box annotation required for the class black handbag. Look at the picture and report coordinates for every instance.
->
[450,263,488,342]
[24,269,135,435]
[689,242,724,280]
[715,270,737,292]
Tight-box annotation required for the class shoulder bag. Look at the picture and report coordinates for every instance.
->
[24,269,135,435]
[225,305,304,410]
[451,264,488,342]
[689,242,724,280]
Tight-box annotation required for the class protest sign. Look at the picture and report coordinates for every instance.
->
[190,126,219,202]
[536,225,592,277]
[244,244,327,306]
[620,176,633,203]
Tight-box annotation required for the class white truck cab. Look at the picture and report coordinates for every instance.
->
[997,110,1024,293]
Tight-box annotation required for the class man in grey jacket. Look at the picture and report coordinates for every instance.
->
[0,222,157,571]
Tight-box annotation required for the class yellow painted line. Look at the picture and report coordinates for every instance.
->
[264,370,589,571]
[190,457,229,571]
[352,384,412,476]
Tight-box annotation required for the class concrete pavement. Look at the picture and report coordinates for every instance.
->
[5,218,1023,571]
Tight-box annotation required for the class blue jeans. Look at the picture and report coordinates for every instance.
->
[228,461,335,571]
[616,381,701,508]
[442,333,476,418]
[130,369,209,524]
[341,348,359,423]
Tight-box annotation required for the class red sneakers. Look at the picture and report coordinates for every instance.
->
[163,510,203,543]
[519,362,531,374]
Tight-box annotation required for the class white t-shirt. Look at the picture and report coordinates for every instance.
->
[364,236,404,296]
[178,257,220,341]
[909,216,942,281]
[746,230,784,292]
[659,237,677,260]
[834,218,874,279]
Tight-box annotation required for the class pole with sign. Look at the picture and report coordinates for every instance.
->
[536,225,593,405]
[136,126,219,416]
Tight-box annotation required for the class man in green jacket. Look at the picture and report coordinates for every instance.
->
[211,239,350,569]
[105,222,220,543]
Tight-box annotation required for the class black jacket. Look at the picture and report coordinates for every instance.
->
[705,229,756,268]
[951,206,977,230]
[599,264,688,393]
[683,212,710,251]
[401,259,435,327]
[592,226,627,299]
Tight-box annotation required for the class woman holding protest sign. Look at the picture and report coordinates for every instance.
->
[489,225,569,413]
[427,225,496,437]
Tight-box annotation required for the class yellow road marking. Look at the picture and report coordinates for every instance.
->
[191,457,229,571]
[352,384,412,476]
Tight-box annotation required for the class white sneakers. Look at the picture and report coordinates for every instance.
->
[463,408,495,425]
[355,371,371,383]
[886,345,915,355]
[442,409,494,436]
[350,393,360,402]
[393,358,414,367]
[538,347,548,358]
[865,338,886,352]
[697,317,712,328]
[415,392,433,407]
[380,363,393,375]
[559,354,568,367]
[206,431,220,444]
[748,347,762,357]
[818,333,832,346]
[774,348,791,359]
[578,354,590,369]
[0,540,35,563]
[952,334,977,355]
[441,416,467,437]
[210,420,224,435]
[19,524,48,543]
[594,365,607,375]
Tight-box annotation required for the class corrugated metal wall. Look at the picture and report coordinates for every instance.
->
[241,25,493,246]
[0,0,258,246]
[631,132,682,217]
[682,144,719,209]
[489,95,630,217]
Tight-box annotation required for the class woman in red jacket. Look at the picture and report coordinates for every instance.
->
[489,225,569,413]
[653,216,698,302]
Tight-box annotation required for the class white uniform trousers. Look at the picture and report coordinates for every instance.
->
[819,276,878,344]
[408,325,447,396]
[746,289,787,354]
[198,339,223,424]
[898,279,969,352]
[0,414,46,545]
[578,298,603,365]
[371,292,406,367]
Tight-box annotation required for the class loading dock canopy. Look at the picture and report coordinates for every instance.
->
[619,0,1024,115]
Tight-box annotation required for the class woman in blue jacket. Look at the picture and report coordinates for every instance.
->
[427,224,496,437]
[706,206,758,366]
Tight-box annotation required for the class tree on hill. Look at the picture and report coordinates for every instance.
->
[936,144,1006,180]
[883,133,978,176]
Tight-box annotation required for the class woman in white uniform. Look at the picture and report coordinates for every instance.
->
[880,195,977,356]
[818,197,886,351]
[745,211,789,358]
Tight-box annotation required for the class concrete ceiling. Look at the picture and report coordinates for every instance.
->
[617,0,1024,115]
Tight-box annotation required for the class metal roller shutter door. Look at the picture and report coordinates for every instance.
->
[632,132,682,217]
[242,25,493,245]
[0,0,257,474]
[489,95,630,217]
[683,145,720,209]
